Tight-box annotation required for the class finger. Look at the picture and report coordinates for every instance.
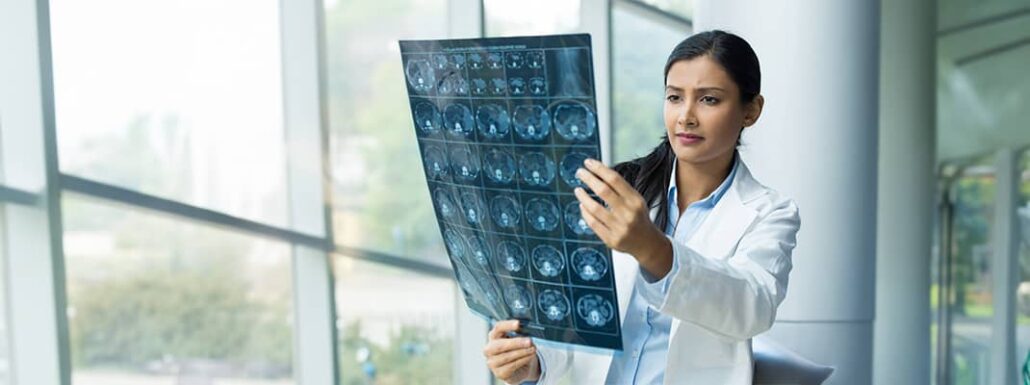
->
[575,166,622,204]
[488,319,521,340]
[487,346,536,368]
[578,200,613,244]
[484,337,532,357]
[496,353,538,380]
[574,187,614,226]
[584,158,636,198]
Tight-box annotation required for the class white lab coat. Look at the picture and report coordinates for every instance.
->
[532,159,800,385]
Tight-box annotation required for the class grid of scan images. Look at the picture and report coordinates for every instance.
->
[399,34,622,350]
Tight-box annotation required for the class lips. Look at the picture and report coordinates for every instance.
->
[675,132,704,145]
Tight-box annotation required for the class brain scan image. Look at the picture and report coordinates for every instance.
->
[449,148,480,182]
[497,240,526,273]
[509,77,526,95]
[483,149,516,184]
[506,52,525,69]
[572,247,608,281]
[434,188,457,221]
[405,59,434,92]
[519,152,556,187]
[490,195,521,229]
[467,233,490,268]
[553,101,596,141]
[526,51,544,69]
[531,245,565,278]
[559,152,590,189]
[422,146,447,179]
[413,101,441,134]
[577,293,614,327]
[458,191,485,225]
[513,105,550,141]
[402,35,620,350]
[443,228,466,259]
[529,77,547,96]
[537,289,570,321]
[444,103,475,137]
[490,77,507,95]
[476,104,511,139]
[525,198,560,232]
[487,52,504,69]
[504,284,533,317]
[471,78,488,95]
[468,52,485,70]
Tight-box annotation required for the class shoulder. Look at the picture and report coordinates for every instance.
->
[736,161,800,225]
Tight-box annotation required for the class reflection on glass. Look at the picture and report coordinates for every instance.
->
[63,195,294,385]
[334,256,454,385]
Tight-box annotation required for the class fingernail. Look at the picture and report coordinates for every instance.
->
[583,158,594,166]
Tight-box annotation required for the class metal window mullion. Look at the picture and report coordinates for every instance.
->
[0,0,71,383]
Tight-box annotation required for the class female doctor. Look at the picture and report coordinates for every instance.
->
[482,30,801,385]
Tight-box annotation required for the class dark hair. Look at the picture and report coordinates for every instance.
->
[612,30,761,232]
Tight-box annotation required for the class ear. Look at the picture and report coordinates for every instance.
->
[743,94,764,127]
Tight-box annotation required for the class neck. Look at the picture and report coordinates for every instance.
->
[675,150,735,210]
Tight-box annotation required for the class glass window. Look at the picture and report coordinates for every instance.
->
[62,194,295,385]
[0,205,10,385]
[49,0,289,227]
[483,0,581,37]
[1017,149,1030,375]
[333,256,455,385]
[633,0,692,20]
[611,3,689,163]
[947,155,996,384]
[324,0,453,266]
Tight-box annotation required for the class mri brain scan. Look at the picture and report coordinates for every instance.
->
[449,148,480,182]
[531,244,565,278]
[497,240,527,273]
[444,104,475,137]
[577,293,614,327]
[402,35,620,350]
[553,101,596,141]
[559,152,590,189]
[519,152,556,187]
[490,195,521,229]
[572,247,608,281]
[564,201,594,236]
[538,289,570,321]
[413,101,441,134]
[458,191,485,225]
[525,198,560,232]
[513,105,550,141]
[405,59,434,92]
[434,188,457,221]
[476,104,511,139]
[484,149,516,184]
[422,146,447,179]
[505,284,533,317]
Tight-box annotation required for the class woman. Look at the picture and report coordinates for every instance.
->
[482,30,801,385]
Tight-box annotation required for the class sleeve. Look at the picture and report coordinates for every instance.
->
[651,199,800,341]
[507,341,573,385]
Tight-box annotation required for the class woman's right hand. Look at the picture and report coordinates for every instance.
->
[484,320,541,384]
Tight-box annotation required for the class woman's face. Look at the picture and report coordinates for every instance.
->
[663,55,762,167]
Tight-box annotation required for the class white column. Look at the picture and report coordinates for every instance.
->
[873,0,934,384]
[694,2,880,384]
[279,0,337,382]
[0,0,70,384]
[991,147,1019,385]
[578,0,612,163]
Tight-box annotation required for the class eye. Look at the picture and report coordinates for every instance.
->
[700,96,719,105]
[665,94,681,102]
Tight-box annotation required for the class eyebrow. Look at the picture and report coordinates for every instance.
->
[665,85,727,93]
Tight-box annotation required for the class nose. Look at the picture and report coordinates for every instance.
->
[677,102,698,128]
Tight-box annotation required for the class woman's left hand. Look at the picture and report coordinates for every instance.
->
[574,158,671,270]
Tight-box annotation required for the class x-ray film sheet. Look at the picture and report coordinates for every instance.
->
[399,34,622,351]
